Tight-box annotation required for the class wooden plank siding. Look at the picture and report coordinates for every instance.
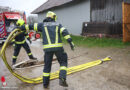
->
[82,0,124,37]
[91,0,122,23]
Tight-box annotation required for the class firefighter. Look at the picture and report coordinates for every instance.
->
[19,11,75,88]
[12,19,37,65]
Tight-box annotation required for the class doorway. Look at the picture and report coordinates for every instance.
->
[122,2,130,42]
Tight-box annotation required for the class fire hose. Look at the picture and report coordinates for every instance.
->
[0,29,112,84]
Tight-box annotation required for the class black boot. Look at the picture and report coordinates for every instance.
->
[12,59,16,65]
[43,84,49,89]
[43,76,50,89]
[29,55,37,60]
[59,78,68,87]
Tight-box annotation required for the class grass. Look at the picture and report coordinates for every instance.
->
[63,35,130,48]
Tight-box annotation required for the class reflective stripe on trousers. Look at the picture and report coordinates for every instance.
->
[28,53,32,56]
[60,66,67,71]
[12,56,17,59]
[43,72,50,77]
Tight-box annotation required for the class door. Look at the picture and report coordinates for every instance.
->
[122,2,130,42]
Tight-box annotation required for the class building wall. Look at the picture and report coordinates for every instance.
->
[89,0,123,35]
[38,0,90,35]
[91,0,122,23]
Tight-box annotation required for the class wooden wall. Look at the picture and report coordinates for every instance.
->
[90,0,123,23]
[81,0,124,36]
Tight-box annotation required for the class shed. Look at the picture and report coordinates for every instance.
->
[32,0,90,35]
[32,0,130,42]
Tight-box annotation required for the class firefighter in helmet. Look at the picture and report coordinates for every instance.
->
[12,19,37,65]
[20,11,75,88]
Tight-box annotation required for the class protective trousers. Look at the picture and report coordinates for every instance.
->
[12,42,33,64]
[43,50,68,86]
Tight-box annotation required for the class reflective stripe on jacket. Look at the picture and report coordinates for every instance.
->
[15,39,26,44]
[12,27,29,44]
[21,21,72,52]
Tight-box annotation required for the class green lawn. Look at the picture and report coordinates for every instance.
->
[63,35,130,48]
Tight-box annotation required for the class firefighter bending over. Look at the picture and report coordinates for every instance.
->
[12,19,37,65]
[19,11,75,88]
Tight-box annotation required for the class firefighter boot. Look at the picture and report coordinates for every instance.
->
[43,84,49,89]
[43,76,50,89]
[12,59,16,65]
[59,78,68,87]
[29,55,37,60]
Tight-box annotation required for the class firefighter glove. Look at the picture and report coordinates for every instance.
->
[70,42,75,51]
[13,44,15,47]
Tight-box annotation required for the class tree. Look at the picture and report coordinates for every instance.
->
[0,6,11,13]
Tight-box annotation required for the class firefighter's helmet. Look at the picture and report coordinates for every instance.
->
[46,11,57,21]
[16,19,25,26]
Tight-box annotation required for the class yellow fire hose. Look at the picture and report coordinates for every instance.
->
[0,29,112,84]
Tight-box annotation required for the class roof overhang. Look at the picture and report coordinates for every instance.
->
[31,0,74,14]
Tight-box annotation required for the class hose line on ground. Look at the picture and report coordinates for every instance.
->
[0,29,112,84]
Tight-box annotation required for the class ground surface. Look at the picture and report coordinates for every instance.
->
[0,40,130,90]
